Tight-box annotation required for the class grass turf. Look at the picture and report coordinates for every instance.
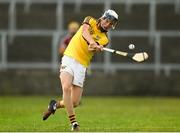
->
[0,96,180,132]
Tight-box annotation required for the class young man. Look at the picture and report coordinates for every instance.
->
[43,9,118,131]
[58,21,79,55]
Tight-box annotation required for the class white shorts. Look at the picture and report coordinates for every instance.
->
[60,55,86,88]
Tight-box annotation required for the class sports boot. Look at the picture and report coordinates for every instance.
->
[43,99,57,120]
[71,122,80,131]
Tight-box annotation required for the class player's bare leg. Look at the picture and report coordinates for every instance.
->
[69,85,83,131]
[60,71,74,114]
[60,71,82,131]
[71,85,83,107]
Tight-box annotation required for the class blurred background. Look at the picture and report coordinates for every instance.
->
[0,0,180,96]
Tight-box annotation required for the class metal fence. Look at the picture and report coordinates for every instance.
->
[0,0,180,76]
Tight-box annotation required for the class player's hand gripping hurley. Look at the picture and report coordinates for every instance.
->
[103,47,148,62]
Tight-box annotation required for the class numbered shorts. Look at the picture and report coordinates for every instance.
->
[60,55,86,88]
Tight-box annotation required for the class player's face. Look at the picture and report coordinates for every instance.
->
[100,18,114,31]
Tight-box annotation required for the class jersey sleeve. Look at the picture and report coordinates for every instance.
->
[82,16,94,27]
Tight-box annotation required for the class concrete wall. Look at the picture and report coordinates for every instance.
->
[1,70,180,96]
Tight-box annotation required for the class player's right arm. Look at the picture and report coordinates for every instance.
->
[59,40,66,55]
[82,17,103,52]
[58,36,68,55]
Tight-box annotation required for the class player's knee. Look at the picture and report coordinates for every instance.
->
[62,84,71,94]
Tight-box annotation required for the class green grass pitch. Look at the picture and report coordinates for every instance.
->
[0,96,180,132]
